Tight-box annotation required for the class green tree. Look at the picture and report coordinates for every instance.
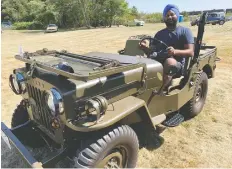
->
[1,0,166,29]
[2,0,30,22]
[181,11,189,21]
[131,6,138,17]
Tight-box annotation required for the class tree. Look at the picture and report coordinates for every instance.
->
[131,6,138,17]
[2,0,30,22]
[102,0,128,27]
[1,0,166,29]
[181,11,189,21]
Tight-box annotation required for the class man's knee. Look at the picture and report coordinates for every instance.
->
[164,58,178,76]
[164,58,177,67]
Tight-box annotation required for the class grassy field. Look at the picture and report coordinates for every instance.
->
[1,22,232,168]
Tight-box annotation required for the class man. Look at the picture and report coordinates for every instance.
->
[140,4,194,95]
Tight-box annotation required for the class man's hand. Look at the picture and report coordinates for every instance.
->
[139,40,148,49]
[167,46,176,56]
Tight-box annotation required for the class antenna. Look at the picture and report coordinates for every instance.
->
[19,45,24,57]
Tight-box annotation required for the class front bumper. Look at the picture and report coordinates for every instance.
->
[1,122,67,168]
[45,29,57,32]
[1,122,43,168]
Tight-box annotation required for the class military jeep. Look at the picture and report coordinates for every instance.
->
[1,13,218,168]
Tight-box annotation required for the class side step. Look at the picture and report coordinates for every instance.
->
[162,112,185,127]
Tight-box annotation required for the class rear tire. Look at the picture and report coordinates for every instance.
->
[74,125,139,168]
[181,72,208,118]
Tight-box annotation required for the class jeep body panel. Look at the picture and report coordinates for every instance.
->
[66,96,155,132]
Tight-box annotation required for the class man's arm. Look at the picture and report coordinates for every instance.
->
[172,44,194,57]
[168,27,195,57]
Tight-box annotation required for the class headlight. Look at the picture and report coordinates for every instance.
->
[10,72,26,94]
[47,88,64,115]
[16,73,26,92]
[85,96,108,123]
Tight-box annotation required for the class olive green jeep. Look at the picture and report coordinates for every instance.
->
[1,13,218,168]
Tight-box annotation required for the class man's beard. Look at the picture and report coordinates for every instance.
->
[165,19,177,28]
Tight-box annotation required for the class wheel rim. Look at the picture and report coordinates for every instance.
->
[195,82,206,110]
[195,84,203,102]
[96,146,128,168]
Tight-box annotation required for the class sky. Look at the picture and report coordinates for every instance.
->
[126,0,232,13]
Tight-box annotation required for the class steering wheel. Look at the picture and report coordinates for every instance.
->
[139,37,171,63]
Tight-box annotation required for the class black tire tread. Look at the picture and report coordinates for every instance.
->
[11,100,29,128]
[75,125,139,168]
[181,72,208,118]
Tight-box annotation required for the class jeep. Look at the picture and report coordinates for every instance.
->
[1,13,218,168]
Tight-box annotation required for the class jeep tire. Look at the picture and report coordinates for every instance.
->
[74,125,139,168]
[11,100,29,128]
[182,72,208,118]
[11,100,46,148]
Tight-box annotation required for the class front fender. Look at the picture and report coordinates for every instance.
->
[66,96,154,132]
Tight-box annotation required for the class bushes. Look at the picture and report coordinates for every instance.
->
[12,22,33,30]
[29,21,45,30]
[12,21,45,30]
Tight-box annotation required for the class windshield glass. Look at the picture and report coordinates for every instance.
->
[48,24,56,27]
[209,13,218,17]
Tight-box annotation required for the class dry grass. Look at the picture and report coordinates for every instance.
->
[1,22,232,168]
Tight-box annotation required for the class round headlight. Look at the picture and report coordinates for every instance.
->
[12,75,20,92]
[10,72,26,94]
[16,73,24,82]
[16,73,26,92]
[47,88,64,115]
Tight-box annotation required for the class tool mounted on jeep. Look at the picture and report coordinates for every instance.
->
[193,12,208,64]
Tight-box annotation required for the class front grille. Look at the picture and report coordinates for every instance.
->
[27,84,54,133]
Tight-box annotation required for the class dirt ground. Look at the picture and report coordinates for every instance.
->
[1,22,232,168]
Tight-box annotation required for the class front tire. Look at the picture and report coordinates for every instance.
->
[11,100,29,128]
[11,100,46,148]
[182,72,208,118]
[74,125,139,168]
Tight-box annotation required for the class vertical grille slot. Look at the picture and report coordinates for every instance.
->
[26,84,54,133]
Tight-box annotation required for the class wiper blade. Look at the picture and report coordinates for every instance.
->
[93,60,120,70]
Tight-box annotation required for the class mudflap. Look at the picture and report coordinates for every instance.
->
[1,122,68,168]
